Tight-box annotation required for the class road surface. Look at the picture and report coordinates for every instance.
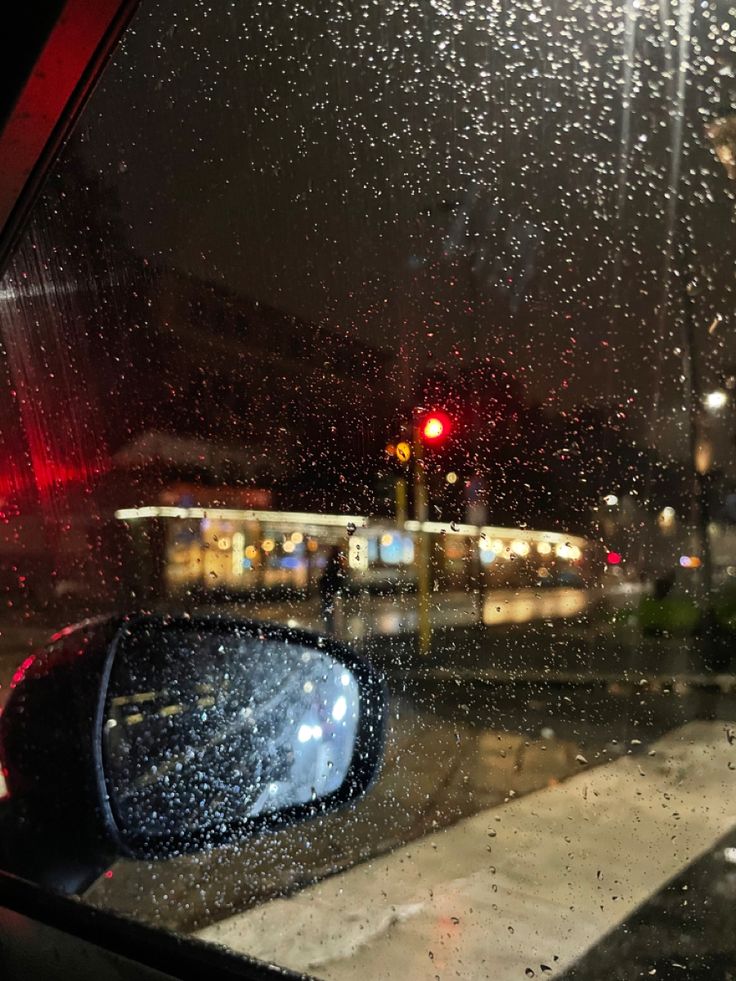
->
[0,586,618,703]
[196,720,736,981]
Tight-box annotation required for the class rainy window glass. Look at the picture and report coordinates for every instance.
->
[2,0,736,977]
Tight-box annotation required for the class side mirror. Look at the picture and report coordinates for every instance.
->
[0,615,385,892]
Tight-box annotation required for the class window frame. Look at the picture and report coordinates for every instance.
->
[0,0,138,273]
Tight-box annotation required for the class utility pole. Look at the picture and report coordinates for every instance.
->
[394,476,408,526]
[679,225,713,607]
[412,409,432,656]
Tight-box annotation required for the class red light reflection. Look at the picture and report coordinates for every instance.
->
[10,654,36,689]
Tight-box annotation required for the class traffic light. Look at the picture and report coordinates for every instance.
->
[395,441,411,463]
[419,410,452,445]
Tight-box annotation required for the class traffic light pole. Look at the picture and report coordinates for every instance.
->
[412,410,432,656]
[394,477,408,525]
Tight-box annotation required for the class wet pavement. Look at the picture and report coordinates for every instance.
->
[2,591,735,978]
[0,589,595,702]
[562,824,736,981]
[0,585,711,698]
[195,720,736,981]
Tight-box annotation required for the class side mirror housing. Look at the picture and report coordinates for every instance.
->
[0,615,385,892]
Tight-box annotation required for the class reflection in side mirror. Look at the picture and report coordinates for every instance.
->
[103,620,379,854]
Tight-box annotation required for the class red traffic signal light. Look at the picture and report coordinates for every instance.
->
[420,410,452,445]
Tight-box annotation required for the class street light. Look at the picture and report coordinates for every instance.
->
[704,389,728,412]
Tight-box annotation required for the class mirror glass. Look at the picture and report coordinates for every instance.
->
[102,625,361,842]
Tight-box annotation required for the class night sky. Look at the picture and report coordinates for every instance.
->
[70,1,734,419]
[3,0,736,487]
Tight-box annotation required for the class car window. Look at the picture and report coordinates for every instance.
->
[2,0,736,977]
